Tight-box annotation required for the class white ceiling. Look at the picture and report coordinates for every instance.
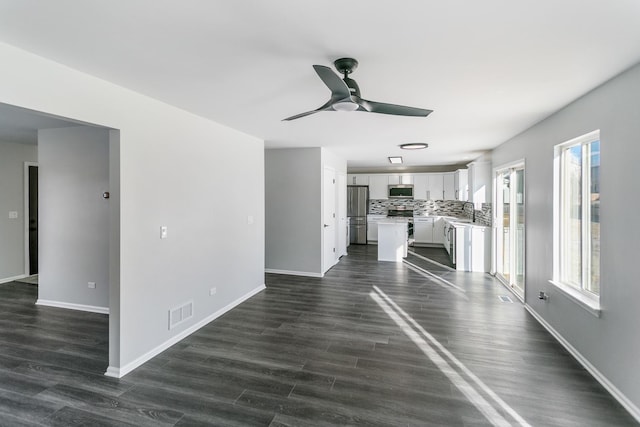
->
[0,103,83,144]
[1,0,640,170]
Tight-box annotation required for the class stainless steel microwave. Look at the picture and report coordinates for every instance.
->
[388,184,414,199]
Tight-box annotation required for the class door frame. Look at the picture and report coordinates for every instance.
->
[492,159,526,300]
[23,161,39,276]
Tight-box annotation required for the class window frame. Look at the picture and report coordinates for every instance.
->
[550,130,601,317]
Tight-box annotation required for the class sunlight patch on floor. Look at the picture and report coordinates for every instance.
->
[370,285,530,427]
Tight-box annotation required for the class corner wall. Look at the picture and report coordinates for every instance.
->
[37,126,110,311]
[0,42,265,375]
[492,62,640,417]
[265,148,322,276]
[0,140,37,281]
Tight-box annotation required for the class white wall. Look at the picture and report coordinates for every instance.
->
[492,62,640,417]
[265,148,322,276]
[0,140,36,281]
[0,42,265,376]
[37,126,110,310]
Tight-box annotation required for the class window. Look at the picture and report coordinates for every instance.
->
[552,130,600,311]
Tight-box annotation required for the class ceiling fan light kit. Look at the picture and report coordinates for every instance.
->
[283,58,433,121]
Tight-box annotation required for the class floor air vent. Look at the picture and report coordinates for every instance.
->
[169,301,194,330]
[498,295,513,303]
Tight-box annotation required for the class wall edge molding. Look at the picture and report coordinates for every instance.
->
[0,274,28,284]
[265,268,323,278]
[525,304,640,423]
[36,299,109,315]
[107,283,266,379]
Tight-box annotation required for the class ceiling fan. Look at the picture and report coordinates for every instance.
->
[283,57,433,121]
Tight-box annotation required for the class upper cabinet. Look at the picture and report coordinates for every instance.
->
[348,174,369,185]
[443,173,455,200]
[454,169,469,201]
[467,161,492,207]
[368,174,389,199]
[346,172,464,201]
[413,174,428,200]
[388,174,413,185]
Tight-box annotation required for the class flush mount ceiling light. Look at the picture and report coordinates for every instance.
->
[400,143,429,150]
[388,156,403,164]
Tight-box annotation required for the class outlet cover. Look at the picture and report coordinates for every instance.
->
[209,287,217,296]
[88,282,96,289]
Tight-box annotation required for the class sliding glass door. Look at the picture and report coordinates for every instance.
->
[495,164,525,298]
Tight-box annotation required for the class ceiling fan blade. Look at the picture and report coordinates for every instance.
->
[360,99,433,117]
[282,99,334,121]
[313,65,352,100]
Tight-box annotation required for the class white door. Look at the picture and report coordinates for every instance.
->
[495,163,526,298]
[337,173,347,256]
[323,167,336,273]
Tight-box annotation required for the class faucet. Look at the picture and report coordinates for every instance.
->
[461,201,475,222]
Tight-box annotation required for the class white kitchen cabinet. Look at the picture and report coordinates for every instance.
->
[467,160,491,207]
[348,174,369,185]
[443,173,455,200]
[414,217,434,244]
[454,169,468,201]
[413,174,428,200]
[448,221,491,272]
[367,215,386,242]
[427,173,444,200]
[388,174,413,185]
[369,174,388,199]
[433,217,445,244]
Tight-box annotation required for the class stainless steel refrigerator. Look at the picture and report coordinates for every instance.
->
[348,185,368,244]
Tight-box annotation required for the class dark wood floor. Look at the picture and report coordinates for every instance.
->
[0,246,637,426]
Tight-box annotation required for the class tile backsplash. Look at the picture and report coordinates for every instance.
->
[369,199,493,226]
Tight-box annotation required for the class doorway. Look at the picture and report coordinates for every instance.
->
[323,167,336,273]
[495,162,525,298]
[25,162,39,276]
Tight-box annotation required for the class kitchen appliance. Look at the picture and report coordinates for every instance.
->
[348,185,368,244]
[444,222,456,263]
[388,184,414,199]
[387,207,414,240]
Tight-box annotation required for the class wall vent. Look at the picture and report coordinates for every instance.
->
[169,301,194,330]
[498,295,513,303]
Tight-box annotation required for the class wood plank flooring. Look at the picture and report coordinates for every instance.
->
[0,245,637,426]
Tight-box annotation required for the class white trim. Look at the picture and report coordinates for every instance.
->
[23,161,39,276]
[104,283,266,378]
[548,280,601,317]
[36,299,109,314]
[0,274,28,284]
[265,268,323,278]
[104,366,121,378]
[525,304,639,423]
[495,274,525,304]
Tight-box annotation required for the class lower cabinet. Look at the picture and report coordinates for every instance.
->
[413,218,434,244]
[367,216,385,242]
[433,217,445,244]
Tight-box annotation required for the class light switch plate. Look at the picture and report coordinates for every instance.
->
[160,226,168,239]
[247,215,254,225]
[8,211,18,219]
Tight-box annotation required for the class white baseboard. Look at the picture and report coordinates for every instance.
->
[265,268,323,278]
[105,283,266,379]
[0,274,28,284]
[36,299,109,314]
[525,304,640,423]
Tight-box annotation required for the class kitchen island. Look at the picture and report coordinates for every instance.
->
[377,219,409,262]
